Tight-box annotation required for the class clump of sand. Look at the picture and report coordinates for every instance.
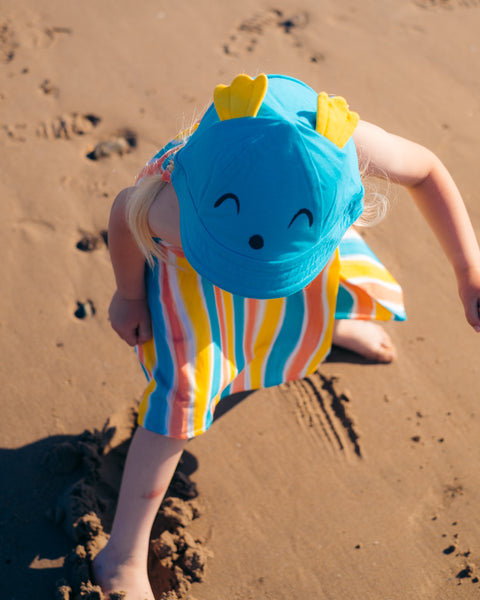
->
[45,409,212,600]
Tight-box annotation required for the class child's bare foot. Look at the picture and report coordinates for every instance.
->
[332,320,396,363]
[92,546,154,600]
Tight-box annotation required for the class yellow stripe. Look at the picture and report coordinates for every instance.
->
[306,251,340,374]
[249,297,284,389]
[137,338,158,425]
[143,337,157,373]
[340,260,399,285]
[176,256,213,435]
[375,302,394,320]
[221,289,237,383]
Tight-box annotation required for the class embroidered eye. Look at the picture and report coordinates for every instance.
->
[288,208,313,228]
[214,193,240,214]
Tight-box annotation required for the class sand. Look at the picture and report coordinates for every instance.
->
[2,0,480,598]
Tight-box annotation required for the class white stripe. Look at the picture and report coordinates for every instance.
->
[377,300,406,315]
[345,277,402,292]
[196,276,215,434]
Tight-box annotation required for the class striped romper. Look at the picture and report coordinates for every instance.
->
[135,134,406,439]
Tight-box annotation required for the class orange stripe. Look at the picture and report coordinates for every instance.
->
[241,298,260,388]
[340,279,375,319]
[344,280,403,305]
[285,268,326,380]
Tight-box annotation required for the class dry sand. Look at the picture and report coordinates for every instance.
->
[2,0,480,598]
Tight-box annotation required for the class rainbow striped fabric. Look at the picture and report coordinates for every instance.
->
[134,138,406,439]
[337,228,406,321]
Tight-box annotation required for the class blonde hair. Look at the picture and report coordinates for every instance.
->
[356,177,390,227]
[354,153,390,227]
[126,174,169,268]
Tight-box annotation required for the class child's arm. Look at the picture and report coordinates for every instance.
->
[354,120,480,331]
[108,187,152,346]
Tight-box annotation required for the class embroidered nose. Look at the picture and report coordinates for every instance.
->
[249,234,264,250]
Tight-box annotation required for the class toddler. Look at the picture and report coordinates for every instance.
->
[93,74,480,599]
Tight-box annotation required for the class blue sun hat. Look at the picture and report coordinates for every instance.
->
[171,73,364,299]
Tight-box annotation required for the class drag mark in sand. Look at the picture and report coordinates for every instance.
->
[283,372,362,459]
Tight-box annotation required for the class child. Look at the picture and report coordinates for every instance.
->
[93,74,480,599]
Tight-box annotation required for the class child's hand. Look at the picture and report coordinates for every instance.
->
[108,290,152,346]
[457,266,480,332]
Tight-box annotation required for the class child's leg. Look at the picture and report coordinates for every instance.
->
[93,425,187,600]
[332,319,396,363]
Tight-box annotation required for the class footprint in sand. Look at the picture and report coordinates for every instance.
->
[76,230,108,252]
[223,8,322,64]
[36,113,101,140]
[14,218,56,239]
[39,78,60,98]
[74,300,96,320]
[0,21,72,63]
[3,122,28,142]
[2,113,101,143]
[0,21,18,63]
[85,130,137,161]
[415,0,479,8]
[33,25,72,49]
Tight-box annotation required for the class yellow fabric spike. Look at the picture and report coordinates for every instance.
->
[214,73,268,121]
[316,92,360,149]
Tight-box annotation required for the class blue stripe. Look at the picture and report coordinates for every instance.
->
[393,309,407,322]
[264,293,304,387]
[142,260,175,434]
[233,294,246,376]
[220,294,247,400]
[335,283,355,319]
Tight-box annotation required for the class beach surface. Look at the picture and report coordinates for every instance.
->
[2,0,480,598]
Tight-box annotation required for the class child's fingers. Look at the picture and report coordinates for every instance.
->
[464,296,480,332]
[473,298,480,332]
[136,319,153,345]
[120,325,139,347]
